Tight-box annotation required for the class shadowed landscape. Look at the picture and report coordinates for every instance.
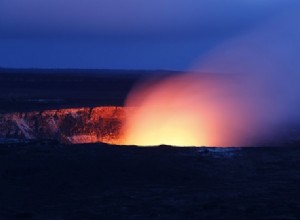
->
[2,0,300,219]
[0,70,300,219]
[1,142,300,220]
[0,68,149,113]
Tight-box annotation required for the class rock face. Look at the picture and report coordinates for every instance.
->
[0,107,128,144]
[1,106,300,146]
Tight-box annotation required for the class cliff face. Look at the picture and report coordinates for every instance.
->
[2,106,300,146]
[0,107,127,144]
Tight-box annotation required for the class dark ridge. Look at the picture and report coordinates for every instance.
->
[0,67,182,75]
[0,68,184,112]
[0,68,188,114]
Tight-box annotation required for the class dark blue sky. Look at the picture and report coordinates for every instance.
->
[0,0,289,70]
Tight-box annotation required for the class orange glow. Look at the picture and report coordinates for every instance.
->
[122,73,261,147]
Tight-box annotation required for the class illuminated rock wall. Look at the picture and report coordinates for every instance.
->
[1,106,300,146]
[0,107,128,144]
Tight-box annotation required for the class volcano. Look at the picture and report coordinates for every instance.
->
[1,105,300,147]
[0,70,300,220]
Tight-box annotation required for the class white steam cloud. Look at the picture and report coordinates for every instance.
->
[123,2,300,146]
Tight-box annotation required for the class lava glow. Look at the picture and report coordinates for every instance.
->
[122,73,267,147]
[121,3,300,147]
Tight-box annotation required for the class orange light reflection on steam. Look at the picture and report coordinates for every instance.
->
[122,73,256,147]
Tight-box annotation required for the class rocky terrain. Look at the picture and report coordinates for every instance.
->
[1,70,300,219]
[0,142,300,220]
[0,106,129,144]
[2,105,300,146]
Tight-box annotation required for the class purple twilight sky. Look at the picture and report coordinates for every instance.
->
[0,0,293,70]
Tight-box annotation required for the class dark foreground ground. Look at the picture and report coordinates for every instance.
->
[0,142,300,220]
[1,69,300,219]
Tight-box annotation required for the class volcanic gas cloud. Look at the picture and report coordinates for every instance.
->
[122,3,300,147]
[122,74,275,147]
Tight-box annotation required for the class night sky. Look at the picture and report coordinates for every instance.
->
[0,0,292,70]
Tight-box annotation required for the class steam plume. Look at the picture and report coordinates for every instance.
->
[123,3,300,147]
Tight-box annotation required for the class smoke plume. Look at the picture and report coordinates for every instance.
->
[122,3,300,147]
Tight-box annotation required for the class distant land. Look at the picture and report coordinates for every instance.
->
[0,67,182,75]
[0,68,182,113]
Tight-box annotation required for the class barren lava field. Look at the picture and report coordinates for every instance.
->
[0,69,300,220]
